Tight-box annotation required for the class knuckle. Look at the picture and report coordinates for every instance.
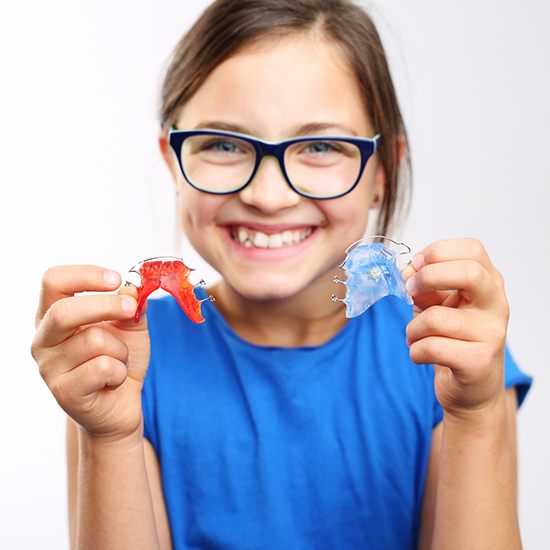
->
[493,267,506,290]
[408,344,420,363]
[48,299,69,329]
[493,266,504,281]
[467,238,486,260]
[425,240,442,260]
[95,355,116,378]
[30,338,41,362]
[409,339,429,364]
[464,261,484,286]
[417,265,433,288]
[83,327,107,352]
[502,299,510,321]
[437,307,458,334]
[36,355,51,379]
[121,342,130,365]
[426,307,446,330]
[424,337,441,358]
[41,266,60,292]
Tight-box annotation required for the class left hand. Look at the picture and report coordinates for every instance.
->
[402,238,510,419]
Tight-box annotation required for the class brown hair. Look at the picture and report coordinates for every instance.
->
[159,0,411,235]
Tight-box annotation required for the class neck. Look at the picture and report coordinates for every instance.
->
[210,270,348,348]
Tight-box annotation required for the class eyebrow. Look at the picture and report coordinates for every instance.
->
[193,120,359,137]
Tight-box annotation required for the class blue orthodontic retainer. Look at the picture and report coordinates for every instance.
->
[332,236,414,318]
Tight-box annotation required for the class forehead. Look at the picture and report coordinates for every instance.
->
[177,33,372,138]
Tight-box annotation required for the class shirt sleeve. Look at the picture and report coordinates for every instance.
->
[503,345,532,407]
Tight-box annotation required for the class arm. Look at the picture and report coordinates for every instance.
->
[418,388,519,550]
[30,265,170,549]
[403,239,523,549]
[67,418,172,550]
[433,387,519,549]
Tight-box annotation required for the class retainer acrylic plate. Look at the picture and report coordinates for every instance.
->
[332,236,413,318]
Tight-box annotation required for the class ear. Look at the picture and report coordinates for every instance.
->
[158,131,179,184]
[370,134,406,209]
[371,161,385,209]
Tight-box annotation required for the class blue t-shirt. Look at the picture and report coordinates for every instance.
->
[142,290,531,550]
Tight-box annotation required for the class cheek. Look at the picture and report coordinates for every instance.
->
[177,189,221,232]
[321,186,371,229]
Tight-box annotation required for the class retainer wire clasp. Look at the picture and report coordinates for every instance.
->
[342,235,412,267]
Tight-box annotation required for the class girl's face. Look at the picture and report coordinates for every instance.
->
[162,33,384,302]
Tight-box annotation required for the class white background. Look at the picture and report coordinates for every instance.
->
[1,0,548,547]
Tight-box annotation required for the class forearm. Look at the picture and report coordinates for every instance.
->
[75,427,160,550]
[432,392,520,549]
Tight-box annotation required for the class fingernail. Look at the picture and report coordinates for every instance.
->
[406,277,416,295]
[104,270,120,286]
[121,297,135,314]
[412,253,424,270]
[405,336,411,347]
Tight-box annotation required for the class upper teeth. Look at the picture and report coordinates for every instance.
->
[232,226,313,248]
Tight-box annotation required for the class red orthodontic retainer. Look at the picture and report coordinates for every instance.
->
[125,256,214,324]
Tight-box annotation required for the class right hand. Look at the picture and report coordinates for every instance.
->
[31,265,151,443]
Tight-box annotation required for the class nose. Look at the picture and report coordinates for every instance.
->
[238,155,301,213]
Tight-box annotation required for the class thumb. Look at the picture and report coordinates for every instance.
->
[112,284,149,332]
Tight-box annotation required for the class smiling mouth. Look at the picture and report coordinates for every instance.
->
[228,225,315,249]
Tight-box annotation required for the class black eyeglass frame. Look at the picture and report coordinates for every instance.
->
[168,127,381,200]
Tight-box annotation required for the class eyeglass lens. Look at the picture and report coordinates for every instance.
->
[180,134,362,198]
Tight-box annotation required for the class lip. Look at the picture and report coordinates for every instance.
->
[220,224,319,261]
[222,221,319,235]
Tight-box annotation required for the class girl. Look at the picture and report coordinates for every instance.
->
[31,1,532,548]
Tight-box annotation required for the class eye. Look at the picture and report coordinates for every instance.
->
[203,139,243,154]
[303,141,342,155]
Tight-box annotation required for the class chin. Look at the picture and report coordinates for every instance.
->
[227,273,308,303]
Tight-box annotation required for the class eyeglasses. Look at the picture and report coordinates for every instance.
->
[168,127,381,200]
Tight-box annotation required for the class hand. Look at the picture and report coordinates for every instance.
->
[401,238,510,419]
[31,265,151,442]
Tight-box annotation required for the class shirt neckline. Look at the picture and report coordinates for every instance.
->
[196,286,358,353]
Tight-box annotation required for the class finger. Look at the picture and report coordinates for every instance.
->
[408,337,500,385]
[400,263,416,281]
[37,265,122,326]
[37,294,137,348]
[39,326,130,380]
[405,260,494,305]
[411,289,457,314]
[113,284,149,332]
[59,355,129,400]
[412,238,494,273]
[406,306,482,346]
[402,260,459,315]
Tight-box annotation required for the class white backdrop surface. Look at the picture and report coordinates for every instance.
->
[1,1,548,548]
